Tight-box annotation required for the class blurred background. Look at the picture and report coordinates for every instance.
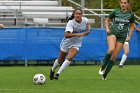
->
[0,0,139,66]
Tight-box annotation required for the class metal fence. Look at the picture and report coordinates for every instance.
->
[0,0,139,28]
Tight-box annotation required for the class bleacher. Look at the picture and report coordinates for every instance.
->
[0,1,59,6]
[0,0,73,27]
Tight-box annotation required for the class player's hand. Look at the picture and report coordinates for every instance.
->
[84,31,90,36]
[76,33,85,37]
[0,24,4,28]
[125,36,130,42]
[106,29,111,35]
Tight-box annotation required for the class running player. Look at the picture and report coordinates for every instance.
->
[99,0,135,80]
[49,8,90,80]
[119,41,129,68]
[119,23,140,67]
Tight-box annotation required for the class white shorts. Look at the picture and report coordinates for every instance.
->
[124,42,129,45]
[110,35,116,37]
[61,46,79,53]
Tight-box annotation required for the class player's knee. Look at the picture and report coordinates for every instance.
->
[108,48,115,54]
[67,57,73,61]
[58,58,65,63]
[110,54,117,61]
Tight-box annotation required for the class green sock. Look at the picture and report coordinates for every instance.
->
[103,60,114,78]
[101,53,111,71]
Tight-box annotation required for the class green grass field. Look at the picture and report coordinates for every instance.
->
[0,65,140,93]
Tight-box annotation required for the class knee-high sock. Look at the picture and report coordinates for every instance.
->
[119,54,127,65]
[101,53,111,71]
[51,59,60,72]
[57,59,71,75]
[103,60,114,78]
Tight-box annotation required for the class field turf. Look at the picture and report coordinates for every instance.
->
[0,65,140,93]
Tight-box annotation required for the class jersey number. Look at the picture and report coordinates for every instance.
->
[118,23,124,30]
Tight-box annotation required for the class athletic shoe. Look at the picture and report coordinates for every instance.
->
[54,73,59,80]
[102,75,107,80]
[99,68,104,75]
[49,69,54,80]
[119,65,123,68]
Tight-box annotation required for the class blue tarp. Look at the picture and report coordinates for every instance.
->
[0,27,139,60]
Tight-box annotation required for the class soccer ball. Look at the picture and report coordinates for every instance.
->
[33,74,46,85]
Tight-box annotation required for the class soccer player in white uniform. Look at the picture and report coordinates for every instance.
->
[49,8,90,80]
[119,41,129,68]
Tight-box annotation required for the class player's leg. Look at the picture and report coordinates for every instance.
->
[119,42,129,68]
[99,35,116,75]
[50,49,67,80]
[103,41,123,80]
[54,47,78,80]
[52,49,67,72]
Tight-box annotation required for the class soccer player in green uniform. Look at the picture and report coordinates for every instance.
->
[99,0,135,80]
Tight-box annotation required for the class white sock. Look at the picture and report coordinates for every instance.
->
[57,59,71,75]
[119,54,127,65]
[51,59,60,72]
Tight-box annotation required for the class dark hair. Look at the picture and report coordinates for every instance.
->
[67,7,83,22]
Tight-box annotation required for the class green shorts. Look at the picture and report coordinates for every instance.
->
[107,33,126,44]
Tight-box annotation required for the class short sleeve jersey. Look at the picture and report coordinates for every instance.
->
[60,17,88,49]
[108,8,135,37]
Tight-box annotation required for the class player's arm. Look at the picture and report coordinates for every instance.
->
[126,13,135,42]
[126,23,135,42]
[105,17,111,34]
[64,20,85,38]
[105,9,115,34]
[83,23,90,36]
[64,31,85,38]
[83,18,90,36]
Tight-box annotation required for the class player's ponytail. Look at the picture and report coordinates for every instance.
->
[67,13,74,22]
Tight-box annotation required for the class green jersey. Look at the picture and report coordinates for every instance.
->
[108,8,135,37]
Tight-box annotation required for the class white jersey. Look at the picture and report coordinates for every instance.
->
[60,17,88,49]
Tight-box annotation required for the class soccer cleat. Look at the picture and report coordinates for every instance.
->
[102,75,107,80]
[49,69,54,80]
[99,68,104,75]
[119,65,123,68]
[54,73,59,80]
